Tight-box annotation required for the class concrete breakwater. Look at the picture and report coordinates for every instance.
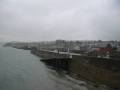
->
[31,48,70,59]
[69,55,120,90]
[31,48,71,71]
[30,48,120,89]
[12,46,118,89]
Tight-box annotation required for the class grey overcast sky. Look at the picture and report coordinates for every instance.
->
[0,0,120,41]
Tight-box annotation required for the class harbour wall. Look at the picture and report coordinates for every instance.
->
[70,55,120,89]
[30,48,120,89]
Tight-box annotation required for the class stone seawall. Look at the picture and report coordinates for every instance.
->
[41,58,71,71]
[31,49,120,89]
[31,49,71,71]
[70,55,120,89]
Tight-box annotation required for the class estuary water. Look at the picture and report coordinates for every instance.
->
[0,45,90,90]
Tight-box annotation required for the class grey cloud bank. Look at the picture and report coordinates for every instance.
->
[0,0,120,41]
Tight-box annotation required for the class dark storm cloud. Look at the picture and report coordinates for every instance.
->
[0,0,120,41]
